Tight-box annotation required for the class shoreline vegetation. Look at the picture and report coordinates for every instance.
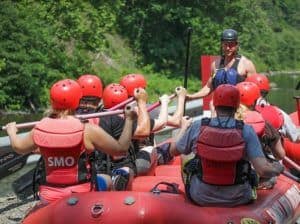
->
[0,1,300,112]
[267,71,300,76]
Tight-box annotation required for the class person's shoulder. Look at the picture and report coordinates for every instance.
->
[240,55,252,62]
[84,122,98,135]
[239,55,256,74]
[240,55,255,66]
[183,119,201,134]
[242,122,258,138]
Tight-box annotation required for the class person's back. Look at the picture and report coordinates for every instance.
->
[166,84,283,207]
[182,117,258,206]
[236,81,285,189]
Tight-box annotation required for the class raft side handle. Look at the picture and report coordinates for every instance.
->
[91,203,104,218]
[150,181,180,194]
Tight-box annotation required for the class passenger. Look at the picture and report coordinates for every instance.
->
[5,79,135,203]
[236,81,286,189]
[186,28,256,103]
[101,79,187,177]
[120,73,187,129]
[98,82,152,190]
[159,84,284,207]
[120,74,147,97]
[246,73,300,143]
[119,74,187,172]
[76,74,103,114]
[236,81,286,159]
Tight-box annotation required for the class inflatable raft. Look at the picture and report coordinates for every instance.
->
[22,156,300,224]
[22,58,300,224]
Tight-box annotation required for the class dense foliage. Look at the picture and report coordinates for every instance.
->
[0,0,299,111]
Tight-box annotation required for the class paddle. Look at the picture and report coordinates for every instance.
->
[183,27,192,89]
[283,156,300,173]
[1,110,125,130]
[2,93,178,131]
[147,93,176,112]
[1,96,135,131]
[183,27,192,116]
[280,156,300,183]
[107,97,134,111]
[282,170,300,183]
[295,80,300,90]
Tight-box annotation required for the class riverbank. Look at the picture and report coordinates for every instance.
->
[0,163,38,223]
[0,194,37,224]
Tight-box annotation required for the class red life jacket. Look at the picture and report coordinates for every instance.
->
[243,111,265,136]
[33,117,88,186]
[196,118,247,185]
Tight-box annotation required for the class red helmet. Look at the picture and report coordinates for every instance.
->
[50,79,82,110]
[236,82,260,107]
[213,84,240,108]
[245,73,270,92]
[77,74,103,98]
[255,105,284,130]
[102,83,129,109]
[120,74,147,96]
[243,111,265,136]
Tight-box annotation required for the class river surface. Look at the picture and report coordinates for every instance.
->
[0,73,299,197]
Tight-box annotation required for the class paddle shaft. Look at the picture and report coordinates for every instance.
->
[183,27,192,116]
[283,156,300,173]
[282,170,300,183]
[2,94,176,130]
[183,27,192,89]
[107,97,134,111]
[147,93,176,112]
[1,109,124,130]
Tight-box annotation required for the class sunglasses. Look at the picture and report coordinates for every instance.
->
[222,42,238,48]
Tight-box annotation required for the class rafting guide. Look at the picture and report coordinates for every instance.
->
[186,29,257,110]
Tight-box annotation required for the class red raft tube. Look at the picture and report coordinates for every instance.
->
[23,161,300,224]
[284,96,300,166]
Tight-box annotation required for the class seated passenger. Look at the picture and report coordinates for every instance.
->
[236,81,286,189]
[158,84,284,207]
[5,79,135,204]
